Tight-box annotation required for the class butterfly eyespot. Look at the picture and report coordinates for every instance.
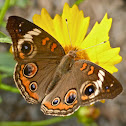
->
[64,89,77,105]
[52,97,60,106]
[21,41,33,55]
[29,82,37,92]
[84,84,96,96]
[18,28,22,32]
[23,63,38,78]
[105,86,109,89]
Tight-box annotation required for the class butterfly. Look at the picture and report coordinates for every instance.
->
[6,16,123,116]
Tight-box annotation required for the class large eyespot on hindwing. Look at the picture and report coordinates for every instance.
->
[51,97,61,106]
[23,63,38,78]
[64,89,77,105]
[80,81,97,100]
[18,64,39,102]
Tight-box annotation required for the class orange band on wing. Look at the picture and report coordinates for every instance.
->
[19,65,39,100]
[51,43,57,52]
[44,100,77,110]
[88,66,94,75]
[80,63,87,71]
[19,53,25,59]
[42,37,49,45]
[106,89,110,92]
[81,95,88,100]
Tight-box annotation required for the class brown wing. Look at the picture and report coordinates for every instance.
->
[41,60,123,116]
[6,16,65,104]
[6,16,65,61]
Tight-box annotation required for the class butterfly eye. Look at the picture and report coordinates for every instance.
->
[52,97,60,106]
[21,41,33,55]
[23,63,38,78]
[84,84,96,96]
[29,82,38,92]
[64,89,77,105]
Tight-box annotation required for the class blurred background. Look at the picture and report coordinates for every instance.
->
[0,0,126,126]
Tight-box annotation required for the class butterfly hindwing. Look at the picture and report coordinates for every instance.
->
[41,59,122,116]
[14,60,58,104]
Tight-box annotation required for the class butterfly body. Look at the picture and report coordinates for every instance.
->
[46,50,76,94]
[6,16,123,116]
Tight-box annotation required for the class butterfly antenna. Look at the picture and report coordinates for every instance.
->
[76,41,107,52]
[66,19,72,49]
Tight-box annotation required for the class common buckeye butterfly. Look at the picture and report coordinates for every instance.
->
[6,16,123,116]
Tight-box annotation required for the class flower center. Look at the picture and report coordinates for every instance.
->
[64,46,89,60]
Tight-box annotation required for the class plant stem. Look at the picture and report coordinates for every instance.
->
[0,115,73,126]
[0,83,19,93]
[0,0,10,25]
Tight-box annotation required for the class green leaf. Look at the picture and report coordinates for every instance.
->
[0,31,12,43]
[0,83,19,93]
[0,0,10,25]
[0,52,16,75]
[0,31,8,37]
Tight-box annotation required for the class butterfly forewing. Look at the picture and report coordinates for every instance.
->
[6,16,65,104]
[6,16,65,61]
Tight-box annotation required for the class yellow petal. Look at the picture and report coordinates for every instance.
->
[33,8,55,37]
[102,65,118,74]
[53,14,67,47]
[98,47,122,73]
[56,3,90,48]
[81,13,112,48]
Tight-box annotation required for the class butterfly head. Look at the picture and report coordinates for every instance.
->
[68,50,77,58]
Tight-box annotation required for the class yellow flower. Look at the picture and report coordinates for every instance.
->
[33,3,122,74]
